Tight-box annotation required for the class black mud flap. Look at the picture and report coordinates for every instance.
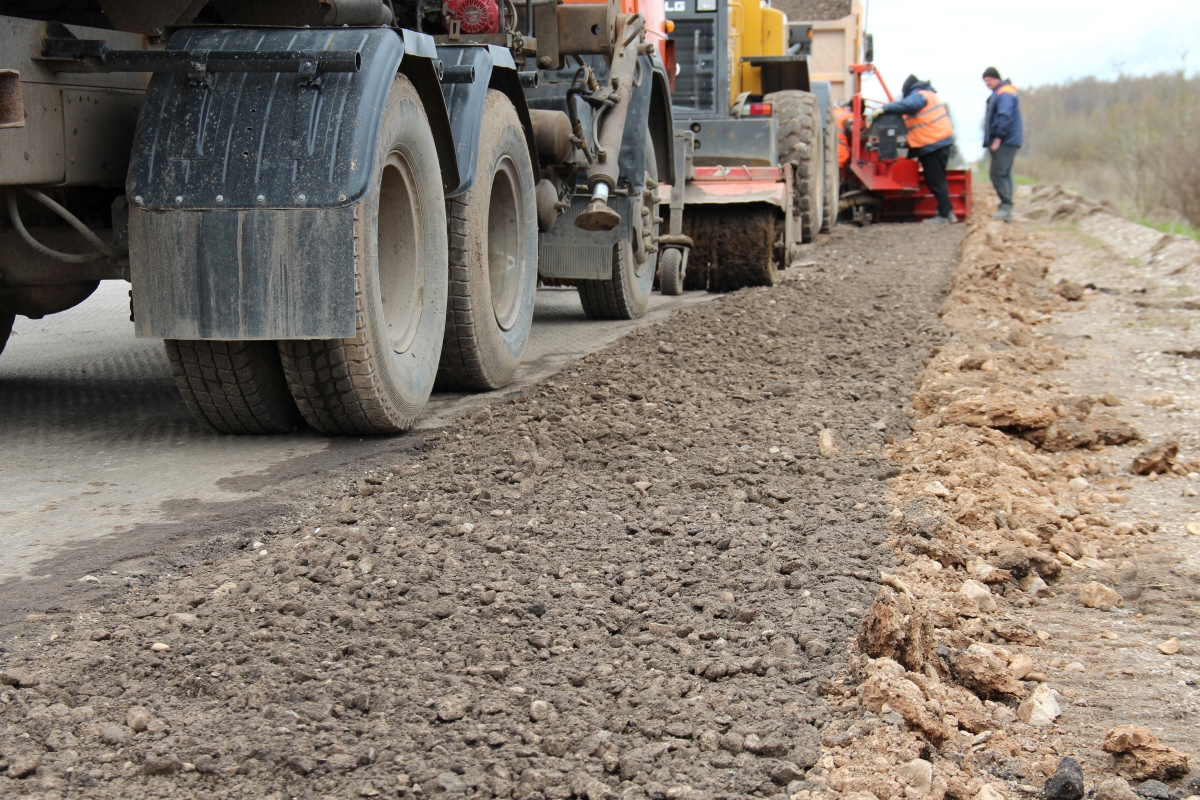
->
[127,26,456,340]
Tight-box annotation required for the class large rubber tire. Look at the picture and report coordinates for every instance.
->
[659,247,684,296]
[765,90,822,243]
[0,312,14,357]
[821,106,840,233]
[577,132,659,320]
[681,205,777,292]
[278,75,448,435]
[165,340,302,434]
[436,90,538,391]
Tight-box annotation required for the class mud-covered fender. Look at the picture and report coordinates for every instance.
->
[125,26,456,340]
[616,53,655,191]
[436,44,539,198]
[647,55,676,187]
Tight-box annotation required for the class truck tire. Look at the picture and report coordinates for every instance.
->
[765,90,822,244]
[436,90,538,391]
[165,340,302,434]
[0,313,14,356]
[577,132,659,320]
[278,75,448,435]
[658,247,685,296]
[821,105,840,233]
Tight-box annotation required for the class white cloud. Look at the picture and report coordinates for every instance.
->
[865,0,1200,157]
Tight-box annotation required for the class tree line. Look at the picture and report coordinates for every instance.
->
[1016,72,1200,229]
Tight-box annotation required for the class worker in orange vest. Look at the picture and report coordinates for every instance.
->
[880,75,956,224]
[833,103,854,168]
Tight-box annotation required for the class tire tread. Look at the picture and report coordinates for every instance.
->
[165,339,301,434]
[765,90,822,243]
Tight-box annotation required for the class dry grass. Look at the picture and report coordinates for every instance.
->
[1014,72,1200,227]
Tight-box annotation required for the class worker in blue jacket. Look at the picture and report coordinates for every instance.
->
[983,67,1023,221]
[882,75,956,225]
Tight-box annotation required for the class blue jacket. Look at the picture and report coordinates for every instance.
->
[984,80,1022,148]
[881,80,954,157]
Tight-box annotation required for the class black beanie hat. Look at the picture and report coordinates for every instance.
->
[902,74,918,95]
[982,67,1001,80]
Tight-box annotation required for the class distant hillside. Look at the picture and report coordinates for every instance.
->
[1017,72,1200,227]
[774,0,851,21]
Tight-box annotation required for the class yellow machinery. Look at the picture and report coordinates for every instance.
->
[665,0,835,290]
[728,0,790,101]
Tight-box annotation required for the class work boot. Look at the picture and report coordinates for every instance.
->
[923,215,950,226]
[992,203,1014,222]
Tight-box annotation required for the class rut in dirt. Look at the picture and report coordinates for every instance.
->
[0,224,962,799]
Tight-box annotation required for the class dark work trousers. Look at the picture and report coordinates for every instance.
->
[990,143,1019,206]
[918,147,953,219]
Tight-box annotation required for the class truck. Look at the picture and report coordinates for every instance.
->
[0,0,681,435]
[662,0,846,292]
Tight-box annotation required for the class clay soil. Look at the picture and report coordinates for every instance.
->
[812,189,1200,800]
[0,224,963,798]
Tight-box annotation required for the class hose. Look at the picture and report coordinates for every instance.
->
[7,189,103,264]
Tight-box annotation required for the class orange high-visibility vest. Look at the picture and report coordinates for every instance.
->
[996,83,1018,97]
[833,106,853,167]
[904,89,953,149]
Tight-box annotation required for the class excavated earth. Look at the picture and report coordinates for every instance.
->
[773,1,852,21]
[0,222,962,799]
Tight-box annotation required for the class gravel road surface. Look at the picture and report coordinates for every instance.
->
[0,286,714,585]
[0,222,962,799]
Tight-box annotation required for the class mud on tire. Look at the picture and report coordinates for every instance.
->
[436,90,538,391]
[822,102,840,233]
[278,75,448,435]
[165,340,302,434]
[765,90,822,243]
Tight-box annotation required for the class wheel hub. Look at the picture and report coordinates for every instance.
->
[488,157,524,332]
[377,151,424,354]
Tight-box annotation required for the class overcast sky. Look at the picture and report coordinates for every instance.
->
[864,0,1200,158]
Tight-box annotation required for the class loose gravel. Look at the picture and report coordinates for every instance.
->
[0,224,961,799]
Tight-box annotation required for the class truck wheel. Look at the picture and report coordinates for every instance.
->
[577,132,659,320]
[165,340,302,434]
[0,313,14,356]
[821,107,840,233]
[659,247,685,296]
[437,90,537,391]
[278,75,448,435]
[765,90,822,244]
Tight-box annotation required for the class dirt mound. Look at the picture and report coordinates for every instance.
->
[773,0,852,21]
[0,224,963,798]
[812,199,1199,800]
[1025,185,1200,299]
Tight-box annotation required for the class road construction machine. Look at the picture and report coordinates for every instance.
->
[837,62,972,224]
[661,0,842,292]
[0,0,679,435]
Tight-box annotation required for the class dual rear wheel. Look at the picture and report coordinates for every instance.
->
[0,313,13,357]
[167,78,537,435]
[577,131,660,320]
